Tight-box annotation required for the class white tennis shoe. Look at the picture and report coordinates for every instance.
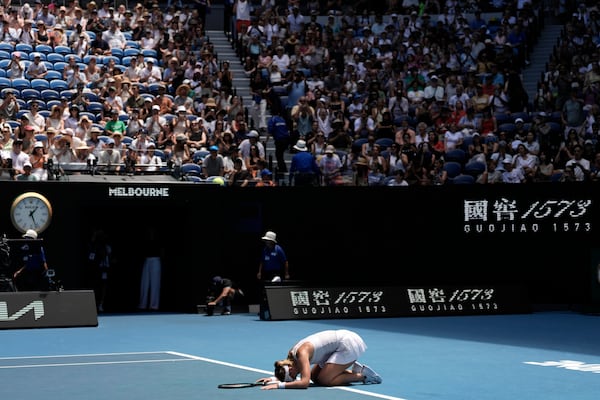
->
[351,361,364,374]
[361,364,382,384]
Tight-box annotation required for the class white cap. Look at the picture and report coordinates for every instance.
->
[261,231,277,243]
[23,229,37,239]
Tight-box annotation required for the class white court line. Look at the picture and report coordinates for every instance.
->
[0,351,407,400]
[0,351,179,360]
[168,351,408,400]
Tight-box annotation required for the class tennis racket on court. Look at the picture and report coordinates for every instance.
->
[218,381,269,389]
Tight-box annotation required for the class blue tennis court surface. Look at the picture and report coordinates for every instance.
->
[0,311,599,400]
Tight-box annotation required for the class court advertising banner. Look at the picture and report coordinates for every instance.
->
[262,285,530,320]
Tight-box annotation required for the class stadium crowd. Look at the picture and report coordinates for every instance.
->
[0,0,599,186]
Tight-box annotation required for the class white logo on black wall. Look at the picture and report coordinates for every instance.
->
[0,300,45,321]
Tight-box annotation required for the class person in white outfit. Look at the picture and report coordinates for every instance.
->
[257,329,382,389]
[138,228,163,311]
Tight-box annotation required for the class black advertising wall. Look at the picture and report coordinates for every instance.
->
[2,181,599,312]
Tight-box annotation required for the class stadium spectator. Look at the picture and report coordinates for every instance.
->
[7,52,25,79]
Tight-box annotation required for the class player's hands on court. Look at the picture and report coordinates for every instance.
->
[256,377,278,389]
[261,382,279,390]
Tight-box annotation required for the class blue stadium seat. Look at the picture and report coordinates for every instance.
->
[35,44,53,54]
[54,45,72,55]
[111,48,124,58]
[0,69,5,77]
[142,49,157,58]
[15,43,33,53]
[16,109,29,119]
[464,160,487,178]
[184,175,203,183]
[38,110,50,118]
[0,59,10,69]
[21,88,41,101]
[49,79,68,91]
[40,89,60,101]
[35,133,48,142]
[84,92,100,102]
[80,111,97,122]
[140,93,154,102]
[452,174,475,184]
[192,150,209,163]
[0,50,10,59]
[0,78,12,90]
[6,120,19,130]
[147,83,163,95]
[60,89,76,98]
[87,101,104,113]
[121,56,132,66]
[45,70,62,80]
[31,79,50,90]
[1,88,18,99]
[125,40,139,49]
[53,61,67,72]
[160,113,174,124]
[46,53,64,63]
[12,78,31,90]
[494,112,511,125]
[15,98,26,109]
[497,123,516,135]
[85,31,96,40]
[46,99,61,109]
[352,137,368,151]
[511,111,530,124]
[16,50,29,61]
[443,161,462,179]
[124,48,139,57]
[103,55,120,65]
[153,149,167,161]
[444,148,467,165]
[0,43,14,52]
[375,137,393,150]
[181,163,202,178]
[82,54,95,64]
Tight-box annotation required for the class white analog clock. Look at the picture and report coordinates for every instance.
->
[10,192,53,234]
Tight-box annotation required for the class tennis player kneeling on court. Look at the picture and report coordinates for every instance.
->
[256,329,382,389]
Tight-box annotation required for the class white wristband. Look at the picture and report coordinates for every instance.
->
[278,382,285,389]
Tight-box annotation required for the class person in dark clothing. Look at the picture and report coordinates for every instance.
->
[206,276,243,315]
[267,110,291,173]
[12,229,48,292]
[289,139,320,186]
[86,229,112,312]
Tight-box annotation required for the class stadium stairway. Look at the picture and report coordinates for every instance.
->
[521,21,564,104]
[207,29,292,184]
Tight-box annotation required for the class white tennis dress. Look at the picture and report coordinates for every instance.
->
[291,330,367,368]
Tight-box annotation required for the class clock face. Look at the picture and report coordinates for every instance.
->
[10,193,53,234]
